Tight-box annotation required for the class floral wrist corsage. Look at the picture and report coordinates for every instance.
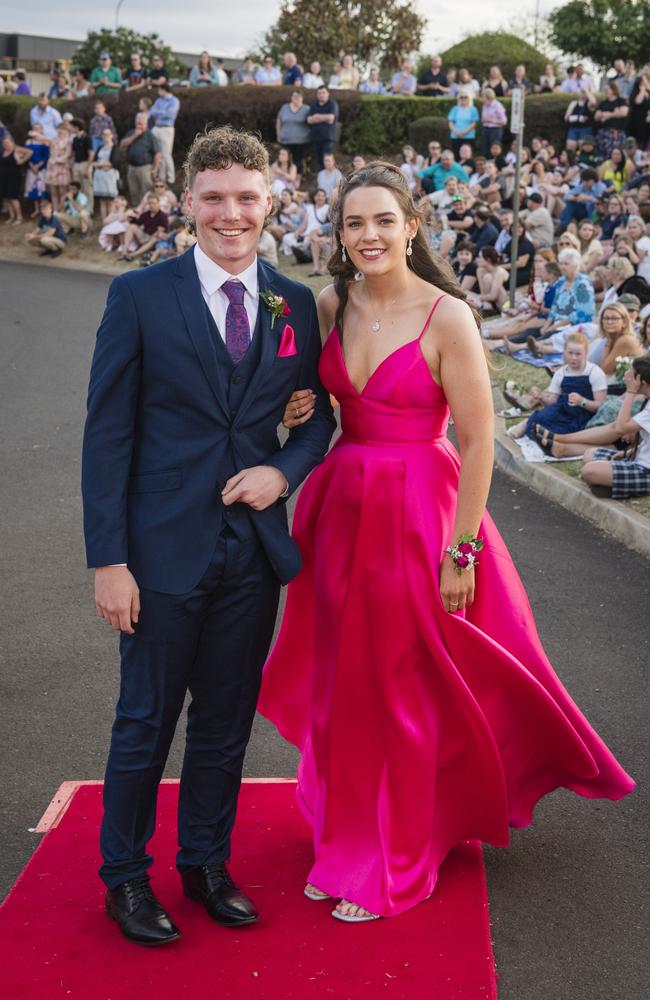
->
[444,534,484,576]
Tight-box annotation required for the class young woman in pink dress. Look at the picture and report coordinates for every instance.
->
[258,162,634,922]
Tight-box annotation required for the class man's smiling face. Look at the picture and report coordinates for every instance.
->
[186,164,272,273]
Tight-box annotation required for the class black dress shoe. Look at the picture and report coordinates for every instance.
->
[106,876,181,946]
[181,863,258,926]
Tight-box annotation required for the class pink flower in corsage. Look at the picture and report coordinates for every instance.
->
[444,533,484,577]
[261,290,291,328]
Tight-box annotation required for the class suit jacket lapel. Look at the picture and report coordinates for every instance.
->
[172,248,230,421]
[236,260,280,424]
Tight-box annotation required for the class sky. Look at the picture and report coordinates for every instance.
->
[0,0,561,58]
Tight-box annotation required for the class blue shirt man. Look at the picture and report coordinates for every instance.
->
[29,96,62,139]
[149,91,180,128]
[417,152,468,191]
[283,54,303,86]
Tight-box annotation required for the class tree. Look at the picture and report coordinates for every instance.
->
[72,26,184,79]
[548,0,650,68]
[262,0,427,73]
[432,32,550,83]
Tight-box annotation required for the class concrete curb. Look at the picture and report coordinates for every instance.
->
[492,394,650,558]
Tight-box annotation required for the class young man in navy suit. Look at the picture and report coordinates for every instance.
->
[82,127,335,945]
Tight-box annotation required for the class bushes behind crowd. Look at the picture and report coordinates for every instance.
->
[0,89,573,167]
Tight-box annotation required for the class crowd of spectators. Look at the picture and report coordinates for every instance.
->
[2,49,650,499]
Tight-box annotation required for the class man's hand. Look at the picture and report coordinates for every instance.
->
[95,566,140,634]
[222,466,288,510]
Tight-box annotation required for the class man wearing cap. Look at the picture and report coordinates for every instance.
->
[577,135,598,168]
[91,52,122,95]
[617,293,642,330]
[521,192,554,248]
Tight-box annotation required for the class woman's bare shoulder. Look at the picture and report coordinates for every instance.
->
[317,283,339,321]
[316,283,340,340]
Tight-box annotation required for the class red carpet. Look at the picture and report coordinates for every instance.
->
[0,782,497,999]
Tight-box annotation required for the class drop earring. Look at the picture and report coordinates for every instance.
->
[406,236,414,257]
[341,243,347,263]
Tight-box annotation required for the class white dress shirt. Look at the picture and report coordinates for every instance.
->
[194,242,259,340]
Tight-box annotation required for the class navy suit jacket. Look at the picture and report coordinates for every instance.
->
[82,249,335,592]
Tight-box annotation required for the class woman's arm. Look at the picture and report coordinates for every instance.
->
[600,335,643,376]
[614,386,643,435]
[425,295,494,611]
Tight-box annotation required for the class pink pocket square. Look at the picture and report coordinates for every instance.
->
[277,323,297,357]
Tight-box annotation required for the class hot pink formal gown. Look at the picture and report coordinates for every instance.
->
[258,295,634,917]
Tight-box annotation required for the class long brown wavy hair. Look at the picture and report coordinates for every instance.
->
[327,161,481,336]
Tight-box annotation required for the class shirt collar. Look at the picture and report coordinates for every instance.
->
[194,242,258,299]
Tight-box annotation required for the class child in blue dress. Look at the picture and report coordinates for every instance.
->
[507,333,608,443]
[24,125,50,217]
[529,332,608,443]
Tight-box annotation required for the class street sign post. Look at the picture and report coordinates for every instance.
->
[509,88,525,308]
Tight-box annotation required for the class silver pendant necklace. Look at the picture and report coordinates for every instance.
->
[365,285,399,335]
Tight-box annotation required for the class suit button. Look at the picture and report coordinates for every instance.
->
[229,409,236,417]
[230,428,238,436]
[223,508,231,518]
[232,375,243,384]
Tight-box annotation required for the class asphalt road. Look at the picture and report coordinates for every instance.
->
[1,261,647,1000]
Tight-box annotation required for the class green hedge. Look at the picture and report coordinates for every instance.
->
[408,93,574,156]
[438,33,550,83]
[0,89,574,166]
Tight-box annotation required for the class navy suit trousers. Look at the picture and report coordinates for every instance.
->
[99,528,280,889]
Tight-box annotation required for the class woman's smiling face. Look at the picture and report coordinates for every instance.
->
[340,186,417,276]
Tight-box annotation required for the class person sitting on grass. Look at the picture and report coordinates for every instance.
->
[507,332,607,442]
[522,248,596,355]
[587,300,644,371]
[97,195,132,252]
[134,179,179,217]
[467,245,508,313]
[452,239,479,292]
[143,216,193,266]
[485,258,561,350]
[280,188,329,263]
[57,180,90,238]
[24,199,67,257]
[267,188,302,243]
[118,193,168,261]
[580,358,650,498]
[420,201,456,259]
[308,216,333,277]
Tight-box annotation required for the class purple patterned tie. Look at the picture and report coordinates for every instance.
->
[222,280,250,364]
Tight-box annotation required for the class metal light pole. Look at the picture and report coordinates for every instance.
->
[508,88,525,308]
[115,0,126,30]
